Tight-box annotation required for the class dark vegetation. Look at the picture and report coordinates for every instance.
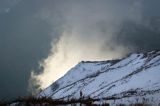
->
[0,96,109,106]
[51,82,60,92]
[0,96,157,106]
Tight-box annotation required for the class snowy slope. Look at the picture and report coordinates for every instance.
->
[39,51,160,104]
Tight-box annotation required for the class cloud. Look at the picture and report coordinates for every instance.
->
[0,0,21,13]
[0,0,160,99]
[0,0,53,99]
[31,0,144,89]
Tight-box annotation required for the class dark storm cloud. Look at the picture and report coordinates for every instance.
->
[116,19,160,52]
[0,0,21,13]
[33,0,160,89]
[0,0,160,100]
[116,0,160,52]
[0,0,59,99]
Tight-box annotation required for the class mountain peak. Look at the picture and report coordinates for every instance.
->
[39,51,160,105]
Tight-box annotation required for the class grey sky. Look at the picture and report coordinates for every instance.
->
[0,0,54,99]
[0,0,160,100]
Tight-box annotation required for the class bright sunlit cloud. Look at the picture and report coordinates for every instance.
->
[30,0,143,90]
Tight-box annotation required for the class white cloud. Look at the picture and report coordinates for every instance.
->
[30,0,143,89]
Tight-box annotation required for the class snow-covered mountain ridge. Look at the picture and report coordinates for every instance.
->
[39,51,160,104]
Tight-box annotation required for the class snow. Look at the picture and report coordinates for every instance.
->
[38,51,160,105]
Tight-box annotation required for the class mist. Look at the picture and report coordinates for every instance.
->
[31,0,145,90]
[1,0,160,99]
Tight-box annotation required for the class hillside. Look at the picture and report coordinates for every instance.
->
[38,51,160,105]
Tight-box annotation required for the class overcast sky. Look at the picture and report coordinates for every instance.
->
[0,0,160,100]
